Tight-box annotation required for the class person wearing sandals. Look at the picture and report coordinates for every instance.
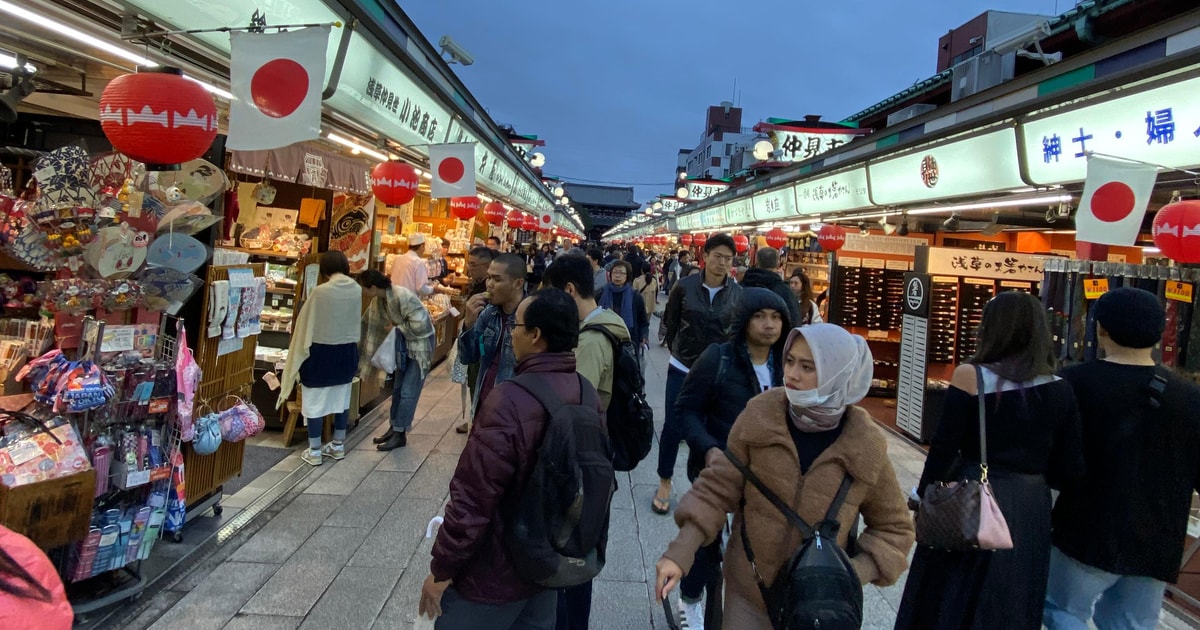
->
[655,323,914,628]
[895,291,1085,630]
[669,288,791,629]
[278,251,362,466]
[357,269,435,451]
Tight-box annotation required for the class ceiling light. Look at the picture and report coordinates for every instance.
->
[0,53,35,74]
[907,194,1073,216]
[184,76,233,100]
[326,132,389,161]
[0,1,157,67]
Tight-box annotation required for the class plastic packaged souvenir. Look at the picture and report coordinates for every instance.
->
[138,267,203,314]
[101,280,144,311]
[38,279,104,314]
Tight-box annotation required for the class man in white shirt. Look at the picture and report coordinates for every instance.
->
[391,233,433,296]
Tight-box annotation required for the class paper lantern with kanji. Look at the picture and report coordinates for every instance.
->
[679,234,693,246]
[694,233,707,248]
[818,224,847,252]
[1153,200,1200,263]
[99,67,218,168]
[732,234,750,253]
[449,196,479,220]
[765,227,788,249]
[522,214,539,231]
[370,161,419,206]
[506,209,524,228]
[483,201,506,225]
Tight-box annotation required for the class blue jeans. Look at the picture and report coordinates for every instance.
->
[390,334,429,432]
[656,365,687,480]
[307,410,348,440]
[1044,546,1166,630]
[436,586,556,630]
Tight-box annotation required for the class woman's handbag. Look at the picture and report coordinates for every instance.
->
[914,364,1014,551]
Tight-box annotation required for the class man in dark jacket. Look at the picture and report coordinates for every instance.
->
[455,246,498,434]
[672,287,790,629]
[655,233,743,514]
[738,246,802,328]
[421,288,600,629]
[1044,288,1200,630]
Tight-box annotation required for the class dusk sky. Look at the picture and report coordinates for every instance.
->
[404,1,1066,205]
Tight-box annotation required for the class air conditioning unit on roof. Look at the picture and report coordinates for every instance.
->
[951,50,1015,102]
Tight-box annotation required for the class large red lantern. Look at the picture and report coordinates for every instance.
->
[522,214,539,231]
[370,161,419,206]
[99,67,217,168]
[1153,200,1200,263]
[449,196,479,220]
[680,233,693,246]
[506,209,524,228]
[694,233,707,248]
[818,224,848,252]
[765,227,788,249]
[483,201,506,225]
[732,234,750,253]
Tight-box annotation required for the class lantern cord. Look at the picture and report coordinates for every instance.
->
[1084,151,1200,177]
[124,21,343,41]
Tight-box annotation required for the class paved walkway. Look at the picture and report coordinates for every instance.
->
[105,315,1189,630]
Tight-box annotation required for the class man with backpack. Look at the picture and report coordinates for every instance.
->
[421,288,614,630]
[670,288,791,629]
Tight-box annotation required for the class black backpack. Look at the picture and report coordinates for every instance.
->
[581,324,654,472]
[505,374,616,588]
[726,451,862,630]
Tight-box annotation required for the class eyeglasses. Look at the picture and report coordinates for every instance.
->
[512,321,537,329]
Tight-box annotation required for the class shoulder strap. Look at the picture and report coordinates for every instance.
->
[974,364,988,472]
[509,374,567,417]
[725,449,814,538]
[823,473,854,523]
[582,323,621,351]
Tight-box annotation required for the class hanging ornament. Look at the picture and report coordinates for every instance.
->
[449,196,479,221]
[522,214,539,231]
[506,209,525,228]
[818,224,848,252]
[765,227,788,249]
[99,67,217,169]
[679,233,693,246]
[483,201,506,225]
[1153,200,1200,263]
[370,161,419,206]
[732,234,750,253]
[693,233,707,248]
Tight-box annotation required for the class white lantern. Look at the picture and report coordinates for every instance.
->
[553,186,564,197]
[677,186,689,199]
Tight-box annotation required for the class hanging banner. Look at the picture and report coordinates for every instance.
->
[921,246,1044,282]
[754,121,870,163]
[792,167,872,216]
[329,193,375,273]
[683,180,729,202]
[752,187,799,222]
[867,128,1025,205]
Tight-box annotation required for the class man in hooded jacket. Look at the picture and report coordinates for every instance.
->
[671,287,792,630]
[738,246,802,329]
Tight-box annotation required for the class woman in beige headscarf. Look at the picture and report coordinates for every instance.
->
[655,323,914,628]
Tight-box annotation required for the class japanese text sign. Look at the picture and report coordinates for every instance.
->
[868,128,1025,205]
[922,246,1045,282]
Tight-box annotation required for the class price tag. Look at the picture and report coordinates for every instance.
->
[1083,278,1109,300]
[1166,281,1194,303]
[148,398,170,414]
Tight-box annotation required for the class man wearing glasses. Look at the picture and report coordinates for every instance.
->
[655,233,743,516]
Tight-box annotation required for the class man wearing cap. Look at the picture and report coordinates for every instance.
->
[1044,287,1200,630]
[391,233,434,296]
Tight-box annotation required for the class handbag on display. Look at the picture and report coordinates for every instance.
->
[192,412,223,455]
[914,364,1013,551]
[217,398,265,442]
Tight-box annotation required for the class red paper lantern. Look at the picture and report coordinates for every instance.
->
[449,196,479,221]
[483,201,506,225]
[765,227,788,249]
[506,209,524,228]
[694,233,707,248]
[818,224,848,252]
[732,234,750,253]
[370,162,419,206]
[99,67,217,167]
[680,234,693,246]
[1153,200,1200,263]
[522,214,539,231]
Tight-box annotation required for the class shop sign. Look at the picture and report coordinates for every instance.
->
[676,214,692,230]
[751,188,798,222]
[685,180,729,202]
[660,197,687,213]
[867,128,1025,205]
[325,33,452,153]
[755,122,867,163]
[792,167,871,215]
[723,197,755,225]
[925,246,1044,282]
[1021,74,1200,185]
[942,237,1006,252]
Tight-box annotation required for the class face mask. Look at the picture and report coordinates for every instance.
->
[785,386,831,408]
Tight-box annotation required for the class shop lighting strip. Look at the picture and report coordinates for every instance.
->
[0,0,157,67]
[904,194,1073,215]
[326,132,392,161]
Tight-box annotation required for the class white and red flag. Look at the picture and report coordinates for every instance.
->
[1076,155,1158,246]
[428,143,476,198]
[227,26,330,150]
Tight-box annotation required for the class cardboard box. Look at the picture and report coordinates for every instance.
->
[0,469,96,549]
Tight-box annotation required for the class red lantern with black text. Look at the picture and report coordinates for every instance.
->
[506,209,524,228]
[818,224,847,252]
[680,234,693,246]
[765,227,788,249]
[694,233,707,248]
[99,67,217,168]
[483,201,506,225]
[1153,200,1200,263]
[522,214,539,231]
[449,196,479,221]
[370,161,419,206]
[733,234,749,253]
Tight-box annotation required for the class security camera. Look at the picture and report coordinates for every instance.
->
[438,36,474,66]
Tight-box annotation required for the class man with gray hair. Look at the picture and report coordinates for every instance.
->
[738,246,802,327]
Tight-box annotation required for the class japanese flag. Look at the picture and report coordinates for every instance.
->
[1076,155,1158,246]
[428,143,476,198]
[227,26,330,151]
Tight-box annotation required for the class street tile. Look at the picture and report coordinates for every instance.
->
[229,494,344,564]
[324,470,413,529]
[148,562,280,630]
[223,614,301,630]
[591,580,656,630]
[374,433,440,472]
[303,449,387,495]
[400,452,461,500]
[300,566,403,630]
[373,536,438,630]
[240,525,370,617]
[347,497,443,569]
[601,507,647,583]
[434,425,469,454]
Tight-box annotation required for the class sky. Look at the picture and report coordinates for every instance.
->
[403,0,1067,206]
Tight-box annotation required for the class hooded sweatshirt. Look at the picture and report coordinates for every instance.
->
[576,307,631,410]
[739,267,803,331]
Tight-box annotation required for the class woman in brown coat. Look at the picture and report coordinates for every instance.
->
[656,323,915,628]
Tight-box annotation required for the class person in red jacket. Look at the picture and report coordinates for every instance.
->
[419,288,602,630]
[0,525,73,630]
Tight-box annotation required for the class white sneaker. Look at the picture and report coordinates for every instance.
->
[321,442,345,460]
[301,448,323,466]
[678,598,704,630]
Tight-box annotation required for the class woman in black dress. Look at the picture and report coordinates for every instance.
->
[895,291,1085,630]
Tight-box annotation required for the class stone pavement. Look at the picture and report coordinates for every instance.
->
[103,315,1189,630]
